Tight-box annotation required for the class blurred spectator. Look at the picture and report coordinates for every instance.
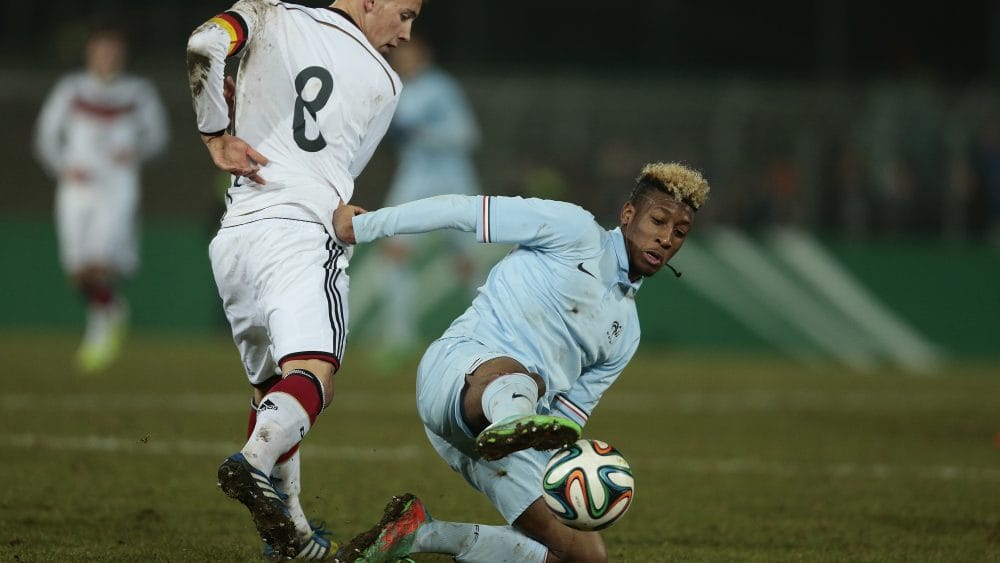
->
[969,116,1000,243]
[375,34,482,363]
[858,68,947,236]
[33,25,168,374]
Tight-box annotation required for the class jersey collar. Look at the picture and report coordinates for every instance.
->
[610,227,643,297]
[325,7,361,31]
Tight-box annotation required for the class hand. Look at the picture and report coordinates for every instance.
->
[202,132,270,184]
[333,199,367,245]
[112,149,135,165]
[63,167,90,184]
[382,239,410,262]
[223,75,236,122]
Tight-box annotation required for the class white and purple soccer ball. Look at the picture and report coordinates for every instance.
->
[541,439,635,531]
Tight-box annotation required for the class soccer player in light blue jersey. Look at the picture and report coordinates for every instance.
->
[334,162,710,563]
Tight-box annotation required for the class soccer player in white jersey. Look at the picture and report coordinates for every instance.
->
[332,163,710,562]
[186,0,423,559]
[34,27,168,374]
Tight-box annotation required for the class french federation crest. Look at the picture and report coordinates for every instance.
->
[607,321,623,344]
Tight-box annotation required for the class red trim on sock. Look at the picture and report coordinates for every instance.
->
[83,284,115,306]
[275,443,300,464]
[247,406,258,440]
[266,374,323,424]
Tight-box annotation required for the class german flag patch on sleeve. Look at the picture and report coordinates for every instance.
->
[209,11,249,57]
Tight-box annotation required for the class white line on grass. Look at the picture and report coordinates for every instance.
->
[4,432,998,483]
[3,432,423,461]
[647,457,1000,482]
[2,390,992,414]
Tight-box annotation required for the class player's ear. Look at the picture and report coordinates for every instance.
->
[620,201,636,228]
[363,0,377,13]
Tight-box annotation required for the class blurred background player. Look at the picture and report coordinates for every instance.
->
[333,162,710,563]
[186,0,423,558]
[373,33,482,364]
[33,25,169,374]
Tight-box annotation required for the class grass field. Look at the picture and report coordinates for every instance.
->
[1,330,998,562]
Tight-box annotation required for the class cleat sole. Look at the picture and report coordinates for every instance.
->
[218,457,298,559]
[476,415,581,461]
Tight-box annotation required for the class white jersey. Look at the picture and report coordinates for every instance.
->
[34,71,168,184]
[187,0,402,235]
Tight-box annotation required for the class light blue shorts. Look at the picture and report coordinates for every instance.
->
[416,337,552,524]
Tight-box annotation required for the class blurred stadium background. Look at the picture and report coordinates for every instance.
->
[1,0,998,367]
[1,1,998,561]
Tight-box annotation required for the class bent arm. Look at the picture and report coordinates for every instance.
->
[552,337,638,429]
[186,7,252,137]
[34,79,73,177]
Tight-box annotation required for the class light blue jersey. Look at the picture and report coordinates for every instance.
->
[354,194,643,429]
[385,68,480,206]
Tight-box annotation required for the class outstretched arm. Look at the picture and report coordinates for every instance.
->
[186,5,269,184]
[350,194,479,244]
[339,194,601,256]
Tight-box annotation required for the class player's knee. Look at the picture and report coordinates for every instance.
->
[549,532,606,563]
[311,370,335,407]
[517,502,606,563]
[282,359,337,407]
[526,372,547,397]
[467,357,545,396]
[252,374,282,398]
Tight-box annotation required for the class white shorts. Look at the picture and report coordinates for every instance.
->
[55,179,139,276]
[209,218,351,386]
[416,337,551,524]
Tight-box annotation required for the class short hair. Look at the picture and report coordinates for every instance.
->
[629,162,710,212]
[88,24,127,45]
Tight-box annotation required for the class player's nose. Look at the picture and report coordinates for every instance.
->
[657,232,674,249]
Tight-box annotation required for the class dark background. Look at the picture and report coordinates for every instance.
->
[3,0,1000,239]
[3,1,998,80]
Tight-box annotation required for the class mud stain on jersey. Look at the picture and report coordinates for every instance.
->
[187,51,211,98]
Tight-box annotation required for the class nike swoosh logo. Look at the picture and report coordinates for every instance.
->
[577,262,597,279]
[511,393,530,401]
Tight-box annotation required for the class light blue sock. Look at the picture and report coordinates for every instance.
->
[413,521,547,563]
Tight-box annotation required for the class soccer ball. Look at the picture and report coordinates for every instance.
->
[541,439,634,531]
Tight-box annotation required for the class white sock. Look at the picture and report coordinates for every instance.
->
[413,521,546,563]
[271,450,312,540]
[83,305,108,346]
[242,392,311,475]
[481,373,539,424]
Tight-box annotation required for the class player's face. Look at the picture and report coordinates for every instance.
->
[86,35,126,80]
[620,193,694,281]
[365,0,423,54]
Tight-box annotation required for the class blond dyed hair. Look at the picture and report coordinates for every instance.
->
[631,162,710,211]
